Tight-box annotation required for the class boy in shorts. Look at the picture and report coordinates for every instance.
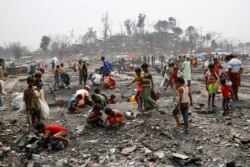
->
[127,68,143,111]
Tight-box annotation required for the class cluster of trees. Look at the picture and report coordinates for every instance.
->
[0,42,31,60]
[0,13,242,60]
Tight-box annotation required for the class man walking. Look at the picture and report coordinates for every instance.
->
[227,54,243,101]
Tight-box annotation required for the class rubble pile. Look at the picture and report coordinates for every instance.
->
[0,58,250,167]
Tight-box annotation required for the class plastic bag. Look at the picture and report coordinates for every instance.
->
[39,98,50,120]
[11,93,24,109]
[17,102,26,114]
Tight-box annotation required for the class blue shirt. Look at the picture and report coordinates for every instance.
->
[35,80,43,91]
[103,60,112,73]
[67,98,77,111]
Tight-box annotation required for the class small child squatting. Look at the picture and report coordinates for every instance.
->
[172,77,190,134]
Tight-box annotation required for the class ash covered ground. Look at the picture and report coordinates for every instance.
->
[0,57,250,167]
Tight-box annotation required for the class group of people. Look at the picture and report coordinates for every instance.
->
[23,53,243,151]
[204,54,243,115]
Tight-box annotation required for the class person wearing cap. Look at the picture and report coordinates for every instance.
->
[75,85,92,106]
[78,60,83,84]
[181,55,193,107]
[227,54,243,101]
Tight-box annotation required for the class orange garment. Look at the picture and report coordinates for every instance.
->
[129,95,136,103]
[104,76,116,89]
[107,110,124,124]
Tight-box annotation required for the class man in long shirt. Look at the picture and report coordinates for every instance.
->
[181,55,193,107]
[227,54,243,101]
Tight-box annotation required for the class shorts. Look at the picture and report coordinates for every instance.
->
[223,97,230,105]
[135,91,142,99]
[208,83,217,95]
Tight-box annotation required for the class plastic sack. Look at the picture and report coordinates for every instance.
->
[17,102,26,114]
[39,98,50,120]
[11,93,24,110]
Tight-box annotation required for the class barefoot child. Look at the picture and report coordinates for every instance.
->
[172,77,190,134]
[23,76,41,126]
[109,94,116,104]
[220,79,231,116]
[67,94,83,113]
[127,68,143,111]
[205,63,218,108]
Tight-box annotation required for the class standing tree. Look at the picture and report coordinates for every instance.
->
[168,17,176,27]
[101,12,112,43]
[137,13,146,33]
[40,36,51,52]
[101,13,112,54]
[172,27,183,37]
[154,20,170,33]
[124,19,133,36]
[185,26,199,52]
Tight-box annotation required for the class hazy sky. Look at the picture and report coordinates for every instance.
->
[1,0,250,50]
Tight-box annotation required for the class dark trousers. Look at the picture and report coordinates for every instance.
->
[172,103,189,129]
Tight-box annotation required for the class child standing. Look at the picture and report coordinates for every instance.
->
[67,94,83,113]
[54,65,60,90]
[205,63,218,108]
[23,76,41,126]
[127,68,143,111]
[172,77,190,134]
[220,79,231,116]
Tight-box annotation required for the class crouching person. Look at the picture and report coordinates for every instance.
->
[86,104,103,126]
[67,94,83,113]
[35,122,69,150]
[104,107,124,127]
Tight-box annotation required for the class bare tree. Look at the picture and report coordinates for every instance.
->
[185,26,199,52]
[101,12,112,42]
[137,13,146,33]
[124,19,133,36]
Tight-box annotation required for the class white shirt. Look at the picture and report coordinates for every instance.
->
[91,74,102,85]
[228,58,242,73]
[182,60,191,80]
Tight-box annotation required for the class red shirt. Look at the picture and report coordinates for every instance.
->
[54,69,60,76]
[214,63,220,76]
[45,125,67,135]
[221,85,230,98]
